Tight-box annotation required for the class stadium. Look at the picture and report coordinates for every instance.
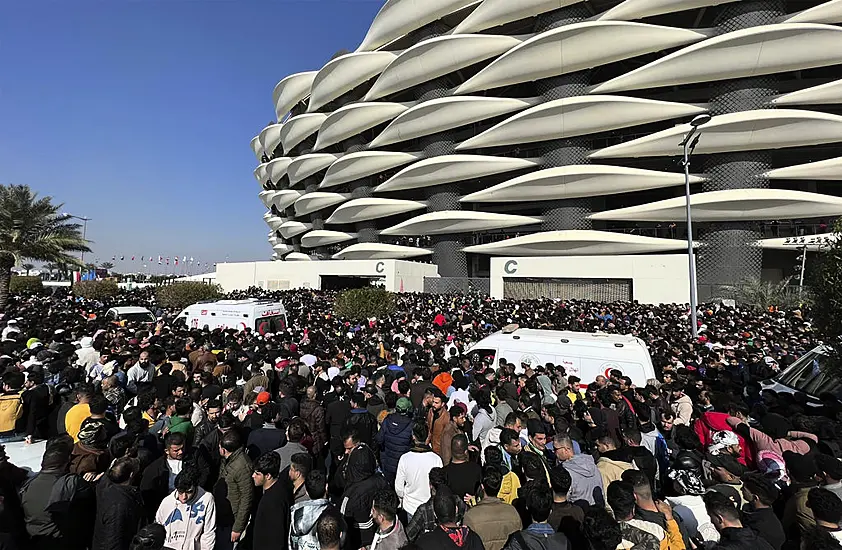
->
[246,0,842,301]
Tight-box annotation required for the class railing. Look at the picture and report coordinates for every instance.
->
[423,277,490,295]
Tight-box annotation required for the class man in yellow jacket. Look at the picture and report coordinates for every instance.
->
[0,371,24,440]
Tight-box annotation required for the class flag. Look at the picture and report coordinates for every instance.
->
[158,256,162,265]
[174,257,179,266]
[166,257,170,266]
[140,256,143,261]
[190,257,194,263]
[120,256,124,261]
[132,256,135,261]
[182,256,186,262]
[111,256,116,261]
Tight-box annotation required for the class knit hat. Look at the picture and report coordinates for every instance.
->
[433,372,453,395]
[78,419,108,450]
[256,392,271,406]
[396,397,413,414]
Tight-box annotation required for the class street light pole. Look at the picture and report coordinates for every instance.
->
[62,213,91,262]
[681,114,711,340]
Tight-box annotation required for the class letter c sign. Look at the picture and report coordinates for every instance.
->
[375,261,385,273]
[504,260,518,275]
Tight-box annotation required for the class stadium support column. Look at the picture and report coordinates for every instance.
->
[696,0,784,298]
[535,4,594,232]
[344,142,380,244]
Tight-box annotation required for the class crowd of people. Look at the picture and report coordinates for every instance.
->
[0,287,837,550]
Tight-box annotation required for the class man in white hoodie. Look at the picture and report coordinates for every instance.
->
[395,421,442,520]
[74,336,100,371]
[156,465,216,550]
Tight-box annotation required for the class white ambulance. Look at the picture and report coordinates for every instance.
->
[174,299,288,334]
[464,325,657,387]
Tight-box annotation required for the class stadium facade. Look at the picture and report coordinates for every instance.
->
[251,0,842,299]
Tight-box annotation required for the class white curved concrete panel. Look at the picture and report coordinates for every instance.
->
[456,96,706,150]
[314,102,409,151]
[375,155,540,193]
[265,215,286,231]
[381,211,541,236]
[765,156,842,180]
[357,0,478,51]
[364,34,523,101]
[270,190,303,211]
[300,230,357,248]
[598,0,738,21]
[455,22,707,94]
[786,0,842,24]
[284,252,313,261]
[370,97,535,148]
[254,163,269,187]
[280,114,327,154]
[259,191,273,208]
[294,192,349,217]
[308,51,397,113]
[452,0,581,34]
[279,221,313,239]
[463,230,688,256]
[250,136,262,161]
[267,157,294,185]
[258,124,284,157]
[320,151,422,189]
[591,109,842,159]
[589,189,842,222]
[273,71,318,121]
[593,24,842,93]
[326,198,427,224]
[287,154,340,186]
[461,165,704,202]
[332,243,432,260]
[272,244,293,256]
[774,79,842,105]
[757,233,838,251]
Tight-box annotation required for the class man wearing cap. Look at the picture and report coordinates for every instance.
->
[709,454,748,509]
[376,397,414,483]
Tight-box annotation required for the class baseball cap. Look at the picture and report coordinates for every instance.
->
[396,397,412,414]
[708,454,746,477]
[256,392,271,406]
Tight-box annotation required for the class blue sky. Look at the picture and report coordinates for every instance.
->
[0,0,383,271]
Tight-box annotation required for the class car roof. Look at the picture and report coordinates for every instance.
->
[480,328,644,347]
[109,306,153,314]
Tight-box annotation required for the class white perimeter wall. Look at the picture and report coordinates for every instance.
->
[216,260,438,293]
[490,254,690,304]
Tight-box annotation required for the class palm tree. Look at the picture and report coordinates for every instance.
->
[20,263,34,276]
[0,184,90,310]
[100,261,114,273]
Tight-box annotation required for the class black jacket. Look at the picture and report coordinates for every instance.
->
[342,409,378,451]
[340,444,389,550]
[376,413,413,478]
[252,480,292,550]
[20,384,50,439]
[713,527,775,550]
[92,478,145,550]
[139,452,208,521]
[504,527,570,550]
[743,508,785,550]
[416,525,485,550]
[326,398,351,456]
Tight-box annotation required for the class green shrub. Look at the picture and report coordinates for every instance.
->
[334,287,396,320]
[73,279,119,300]
[9,276,43,294]
[156,282,222,309]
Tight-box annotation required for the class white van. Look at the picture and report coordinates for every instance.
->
[104,306,156,326]
[464,326,657,387]
[760,345,831,405]
[174,299,288,335]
